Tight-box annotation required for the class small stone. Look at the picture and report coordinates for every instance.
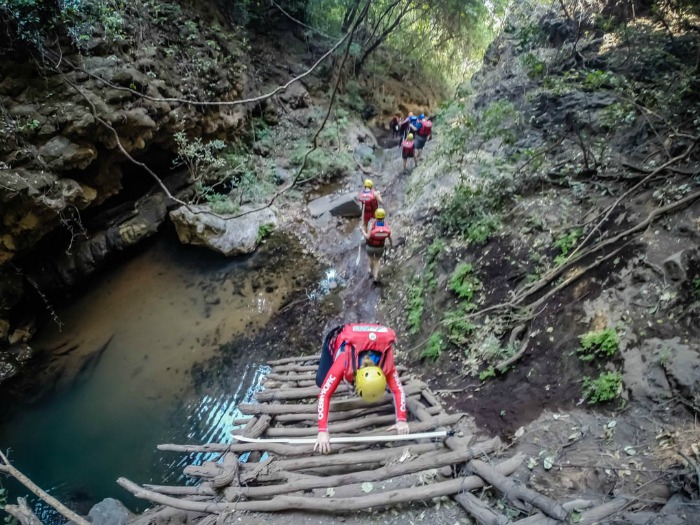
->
[204,295,220,305]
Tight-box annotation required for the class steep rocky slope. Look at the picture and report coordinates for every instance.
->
[382,0,700,512]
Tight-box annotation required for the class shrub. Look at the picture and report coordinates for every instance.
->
[425,239,445,290]
[440,183,503,244]
[479,366,496,381]
[553,228,582,266]
[420,332,445,361]
[256,223,275,243]
[443,306,477,346]
[578,328,619,362]
[449,263,481,301]
[582,372,623,404]
[406,275,425,335]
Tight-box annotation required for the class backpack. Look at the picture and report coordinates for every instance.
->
[419,120,432,137]
[322,325,344,358]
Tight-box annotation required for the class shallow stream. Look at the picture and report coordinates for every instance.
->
[0,231,323,518]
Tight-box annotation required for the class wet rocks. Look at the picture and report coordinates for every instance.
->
[87,498,133,525]
[170,204,278,256]
[307,192,361,218]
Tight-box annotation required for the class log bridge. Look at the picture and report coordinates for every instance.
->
[118,355,631,524]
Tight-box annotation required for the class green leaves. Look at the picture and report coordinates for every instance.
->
[578,328,619,362]
[449,263,481,301]
[582,372,623,404]
[420,332,445,361]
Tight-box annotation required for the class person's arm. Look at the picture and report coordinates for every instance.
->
[375,191,383,205]
[383,351,408,434]
[314,356,345,453]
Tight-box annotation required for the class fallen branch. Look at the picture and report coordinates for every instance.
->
[224,439,500,499]
[0,451,90,525]
[4,498,43,525]
[468,459,567,521]
[118,454,525,513]
[453,491,510,525]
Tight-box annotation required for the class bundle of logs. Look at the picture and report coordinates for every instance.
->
[118,355,632,524]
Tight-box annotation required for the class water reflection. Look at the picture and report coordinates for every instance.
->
[170,363,270,479]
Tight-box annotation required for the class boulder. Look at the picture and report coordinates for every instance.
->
[88,498,133,525]
[354,145,374,166]
[169,204,278,256]
[662,249,698,282]
[307,192,361,218]
[38,136,97,170]
[278,81,310,110]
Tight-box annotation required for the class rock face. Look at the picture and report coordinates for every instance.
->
[0,3,257,370]
[170,204,278,256]
[307,192,362,218]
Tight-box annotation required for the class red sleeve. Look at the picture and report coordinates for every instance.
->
[383,351,407,423]
[317,356,345,432]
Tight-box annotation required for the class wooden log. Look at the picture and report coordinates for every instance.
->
[273,403,395,423]
[264,411,465,438]
[255,380,426,402]
[454,492,510,525]
[264,414,398,437]
[266,368,411,383]
[211,453,239,488]
[119,455,524,514]
[0,451,90,525]
[421,389,443,408]
[160,441,360,456]
[445,435,478,454]
[144,485,216,497]
[266,372,318,381]
[469,459,567,521]
[362,413,464,435]
[231,417,253,426]
[231,417,258,436]
[267,355,319,365]
[271,364,322,373]
[4,498,43,525]
[406,398,433,422]
[512,500,595,525]
[578,499,629,525]
[184,462,221,480]
[271,363,408,374]
[240,383,424,415]
[225,437,501,499]
[239,443,443,482]
[512,498,620,525]
[242,414,271,439]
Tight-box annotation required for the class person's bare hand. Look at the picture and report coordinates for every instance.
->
[388,421,410,435]
[314,431,331,454]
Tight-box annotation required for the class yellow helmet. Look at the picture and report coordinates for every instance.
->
[374,208,386,220]
[407,133,414,140]
[355,366,387,402]
[364,179,373,189]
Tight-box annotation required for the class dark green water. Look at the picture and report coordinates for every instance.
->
[0,232,321,521]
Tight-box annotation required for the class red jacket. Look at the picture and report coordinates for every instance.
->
[366,220,391,247]
[317,324,406,432]
[358,189,379,223]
